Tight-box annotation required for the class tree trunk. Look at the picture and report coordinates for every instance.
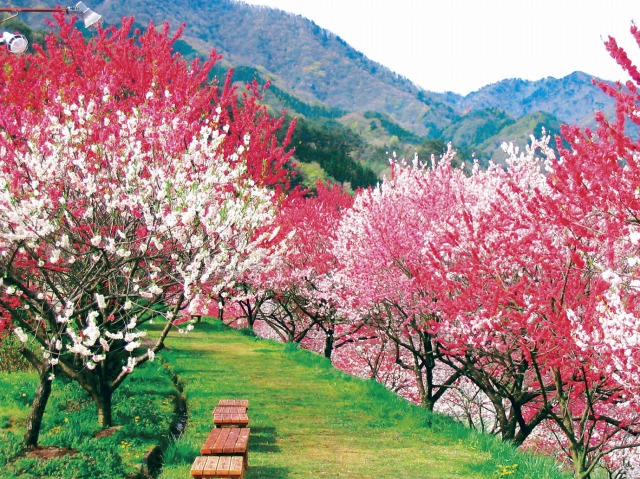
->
[91,363,114,428]
[323,329,334,359]
[217,295,226,322]
[95,388,113,428]
[570,444,590,479]
[413,365,435,411]
[24,369,52,447]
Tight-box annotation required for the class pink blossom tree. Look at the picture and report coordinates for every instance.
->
[333,151,467,411]
[421,138,560,446]
[248,181,359,357]
[333,140,563,447]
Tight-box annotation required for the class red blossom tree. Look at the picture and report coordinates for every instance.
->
[527,24,640,479]
[247,181,360,357]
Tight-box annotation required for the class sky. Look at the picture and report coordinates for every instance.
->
[241,0,639,95]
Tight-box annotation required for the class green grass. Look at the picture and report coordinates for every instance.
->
[0,361,178,478]
[156,320,571,479]
[0,320,571,478]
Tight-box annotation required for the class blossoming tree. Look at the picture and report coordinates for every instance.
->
[526,25,640,478]
[332,152,467,411]
[253,181,357,356]
[0,16,293,445]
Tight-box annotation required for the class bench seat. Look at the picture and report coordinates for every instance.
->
[213,407,249,428]
[201,427,250,469]
[217,399,249,409]
[214,407,247,415]
[190,455,244,478]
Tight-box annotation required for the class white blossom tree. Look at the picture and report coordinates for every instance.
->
[0,17,293,445]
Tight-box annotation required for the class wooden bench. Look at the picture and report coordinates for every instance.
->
[217,399,249,409]
[201,427,250,469]
[190,455,244,478]
[213,407,249,428]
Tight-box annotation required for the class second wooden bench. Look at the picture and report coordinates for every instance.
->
[201,427,250,470]
[212,407,249,428]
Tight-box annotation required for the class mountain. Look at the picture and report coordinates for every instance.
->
[11,0,458,137]
[8,0,622,175]
[476,111,565,165]
[450,72,615,129]
[440,108,516,152]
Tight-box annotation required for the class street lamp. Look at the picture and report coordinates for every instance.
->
[73,1,101,28]
[0,2,101,53]
[0,31,27,54]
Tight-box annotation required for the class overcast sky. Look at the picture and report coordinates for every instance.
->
[241,0,639,95]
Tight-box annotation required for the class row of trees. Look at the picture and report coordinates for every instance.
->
[2,13,640,479]
[221,29,640,479]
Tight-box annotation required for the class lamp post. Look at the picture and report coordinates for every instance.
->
[0,2,101,54]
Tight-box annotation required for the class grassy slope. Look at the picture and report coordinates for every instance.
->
[157,321,568,479]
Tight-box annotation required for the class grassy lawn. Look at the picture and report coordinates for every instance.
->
[0,320,571,478]
[0,358,177,478]
[157,321,569,479]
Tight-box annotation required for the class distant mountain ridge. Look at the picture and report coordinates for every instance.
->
[450,71,615,128]
[10,0,621,168]
[87,0,459,137]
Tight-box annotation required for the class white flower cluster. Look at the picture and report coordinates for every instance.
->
[1,96,283,378]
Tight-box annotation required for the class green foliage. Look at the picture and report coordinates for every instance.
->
[0,374,37,408]
[417,138,448,159]
[416,138,475,173]
[172,39,199,59]
[162,434,200,467]
[364,111,422,143]
[440,108,516,151]
[290,118,379,189]
[296,160,329,188]
[476,111,563,164]
[239,327,257,337]
[0,334,33,372]
[0,431,22,467]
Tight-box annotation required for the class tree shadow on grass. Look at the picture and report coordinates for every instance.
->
[250,426,280,454]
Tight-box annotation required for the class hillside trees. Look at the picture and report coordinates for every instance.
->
[247,181,357,357]
[331,141,559,446]
[327,111,640,475]
[332,152,467,411]
[0,15,294,445]
[422,139,558,447]
[524,25,640,478]
[290,118,378,189]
